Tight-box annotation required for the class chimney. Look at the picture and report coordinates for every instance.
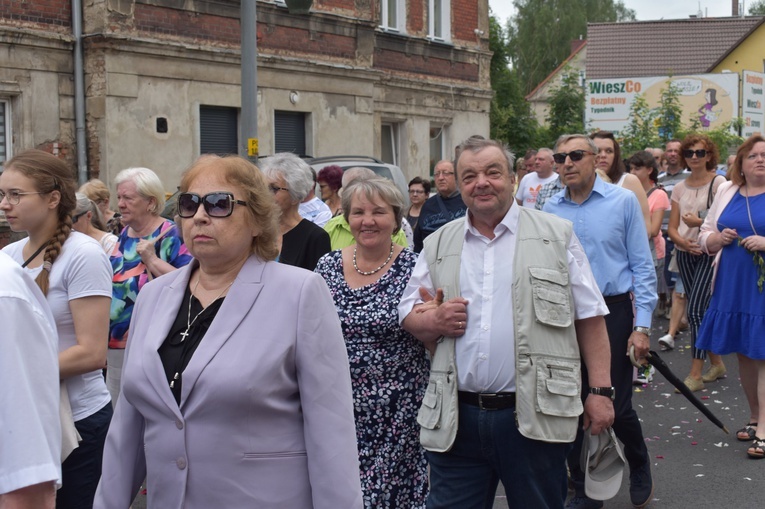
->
[732,0,739,16]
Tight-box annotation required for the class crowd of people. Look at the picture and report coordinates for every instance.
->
[0,130,763,509]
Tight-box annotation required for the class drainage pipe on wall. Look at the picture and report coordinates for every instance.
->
[72,0,88,184]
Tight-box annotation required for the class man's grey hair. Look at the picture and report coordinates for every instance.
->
[259,153,315,203]
[455,137,516,174]
[341,166,376,188]
[537,147,554,159]
[554,134,598,155]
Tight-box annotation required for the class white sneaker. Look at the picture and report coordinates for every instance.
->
[658,334,675,351]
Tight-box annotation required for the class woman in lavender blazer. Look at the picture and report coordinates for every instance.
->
[94,155,363,508]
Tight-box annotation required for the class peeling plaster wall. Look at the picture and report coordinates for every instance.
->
[0,33,74,162]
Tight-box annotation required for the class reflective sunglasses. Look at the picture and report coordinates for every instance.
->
[552,150,594,164]
[682,149,707,159]
[177,192,246,218]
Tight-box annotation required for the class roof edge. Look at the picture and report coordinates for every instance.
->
[706,17,765,71]
[588,15,765,28]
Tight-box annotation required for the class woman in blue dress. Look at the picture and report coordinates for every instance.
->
[698,134,765,459]
[315,177,429,507]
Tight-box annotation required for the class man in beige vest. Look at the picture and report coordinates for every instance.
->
[399,137,614,508]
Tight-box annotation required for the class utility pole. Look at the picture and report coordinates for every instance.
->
[241,1,258,164]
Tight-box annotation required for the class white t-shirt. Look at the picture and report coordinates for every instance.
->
[3,232,113,421]
[299,196,333,228]
[99,232,118,256]
[0,251,61,494]
[517,172,559,208]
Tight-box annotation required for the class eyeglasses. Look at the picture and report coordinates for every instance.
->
[0,190,47,205]
[269,184,289,194]
[177,192,247,218]
[433,171,455,178]
[409,189,426,195]
[552,150,594,164]
[682,149,707,159]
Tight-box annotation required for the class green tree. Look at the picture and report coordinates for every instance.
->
[749,0,765,15]
[546,71,585,142]
[488,14,540,156]
[619,94,658,154]
[508,0,635,95]
[655,80,683,143]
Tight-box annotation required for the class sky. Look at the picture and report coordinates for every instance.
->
[489,0,738,26]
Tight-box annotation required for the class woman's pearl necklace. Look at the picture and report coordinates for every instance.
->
[353,242,395,276]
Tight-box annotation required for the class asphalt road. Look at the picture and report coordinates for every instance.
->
[129,315,762,509]
[494,315,764,508]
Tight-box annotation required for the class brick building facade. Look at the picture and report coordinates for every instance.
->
[0,0,492,200]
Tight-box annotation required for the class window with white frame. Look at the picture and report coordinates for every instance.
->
[428,0,450,41]
[0,100,10,165]
[381,123,400,166]
[380,0,406,32]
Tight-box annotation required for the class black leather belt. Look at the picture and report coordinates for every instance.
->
[604,292,630,305]
[458,391,516,410]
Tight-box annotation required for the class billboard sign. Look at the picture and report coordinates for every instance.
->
[585,73,740,137]
[742,71,765,138]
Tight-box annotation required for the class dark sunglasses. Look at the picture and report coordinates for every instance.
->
[72,211,89,223]
[552,150,593,164]
[682,149,707,159]
[177,192,246,218]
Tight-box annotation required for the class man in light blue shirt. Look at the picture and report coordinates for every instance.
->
[544,134,657,509]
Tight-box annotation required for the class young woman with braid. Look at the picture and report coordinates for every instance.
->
[1,149,113,509]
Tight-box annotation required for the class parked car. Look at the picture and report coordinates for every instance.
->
[307,155,410,206]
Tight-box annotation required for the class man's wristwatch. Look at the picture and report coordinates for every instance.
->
[590,387,616,400]
[633,326,651,336]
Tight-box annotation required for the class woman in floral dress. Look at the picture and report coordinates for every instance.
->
[315,177,429,508]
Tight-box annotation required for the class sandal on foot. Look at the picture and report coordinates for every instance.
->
[747,437,765,459]
[737,423,758,442]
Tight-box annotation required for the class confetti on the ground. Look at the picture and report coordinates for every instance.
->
[672,425,681,430]
[696,474,705,477]
[655,404,665,408]
[714,400,723,404]
[693,464,703,467]
[701,396,710,400]
[713,442,729,447]
[691,441,698,445]
[744,477,752,481]
[656,455,664,459]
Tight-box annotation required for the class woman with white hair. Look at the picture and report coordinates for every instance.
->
[108,167,192,404]
[72,192,119,255]
[260,153,331,271]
